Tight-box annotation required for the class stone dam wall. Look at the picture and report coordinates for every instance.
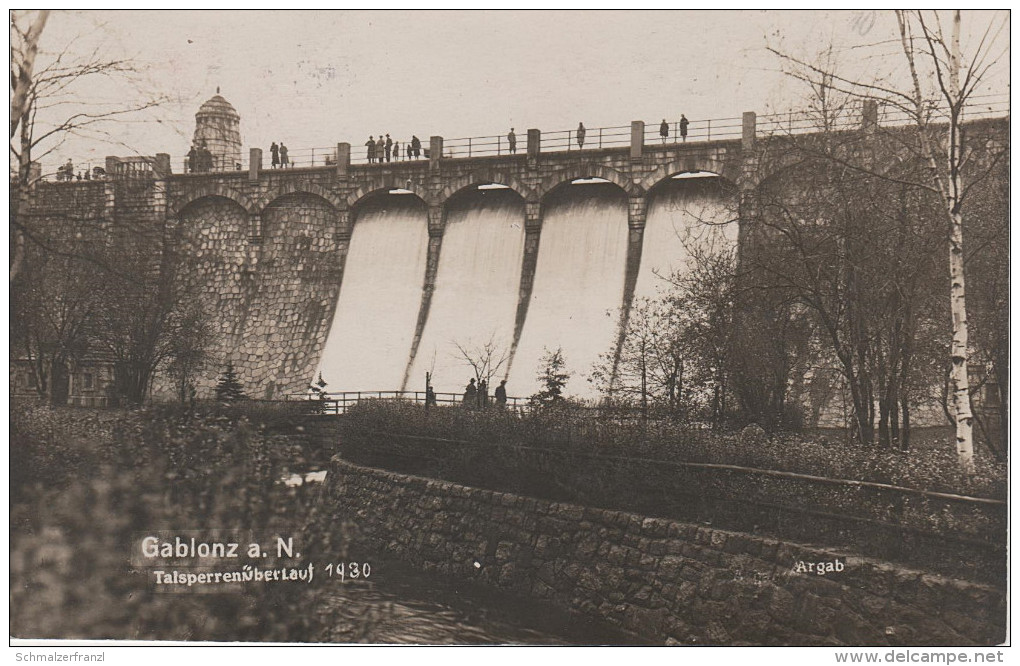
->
[324,457,1006,646]
[176,191,342,398]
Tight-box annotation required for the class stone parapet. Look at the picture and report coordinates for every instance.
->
[326,457,1006,646]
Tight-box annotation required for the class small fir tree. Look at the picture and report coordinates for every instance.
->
[531,346,571,407]
[214,362,246,402]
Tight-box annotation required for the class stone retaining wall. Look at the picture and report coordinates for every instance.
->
[325,457,1006,646]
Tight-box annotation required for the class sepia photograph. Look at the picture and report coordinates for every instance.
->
[8,8,1010,658]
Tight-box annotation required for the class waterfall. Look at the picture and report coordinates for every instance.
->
[314,194,428,391]
[510,183,628,398]
[313,177,736,401]
[405,189,525,395]
[634,175,738,301]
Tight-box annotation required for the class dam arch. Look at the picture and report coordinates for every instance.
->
[510,179,632,394]
[169,185,256,217]
[436,173,534,206]
[316,189,430,392]
[257,182,342,215]
[634,172,740,304]
[537,169,635,201]
[402,183,529,393]
[640,155,741,192]
[348,180,429,209]
[236,191,346,398]
[172,195,253,394]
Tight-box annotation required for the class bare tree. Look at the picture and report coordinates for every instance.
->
[10,9,165,282]
[767,10,1008,470]
[452,333,511,385]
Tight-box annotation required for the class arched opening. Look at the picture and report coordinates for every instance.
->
[315,188,429,392]
[511,179,630,397]
[236,192,342,398]
[406,184,528,394]
[636,171,739,301]
[174,195,251,395]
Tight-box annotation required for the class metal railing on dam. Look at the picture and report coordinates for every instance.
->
[35,93,1008,181]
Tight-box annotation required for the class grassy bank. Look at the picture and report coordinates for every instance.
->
[340,400,1005,498]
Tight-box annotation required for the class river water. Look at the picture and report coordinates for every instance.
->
[280,471,642,645]
[315,556,643,645]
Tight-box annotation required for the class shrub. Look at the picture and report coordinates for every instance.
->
[10,403,357,641]
[340,400,1006,498]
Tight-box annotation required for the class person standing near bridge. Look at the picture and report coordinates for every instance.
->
[270,141,279,168]
[495,380,507,408]
[365,136,376,163]
[660,119,669,143]
[411,135,422,159]
[508,128,516,153]
[392,139,400,162]
[576,122,586,149]
[279,142,290,168]
[679,114,689,142]
[385,134,393,162]
[406,142,413,160]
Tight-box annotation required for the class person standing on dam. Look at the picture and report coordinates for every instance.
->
[406,142,413,160]
[280,142,289,168]
[392,139,400,161]
[660,119,669,143]
[508,128,516,153]
[270,141,279,168]
[463,378,477,408]
[576,122,586,149]
[495,380,508,408]
[411,135,422,158]
[679,114,689,142]
[366,136,376,163]
[385,134,393,162]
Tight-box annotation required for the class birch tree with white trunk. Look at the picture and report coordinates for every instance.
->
[768,10,1008,471]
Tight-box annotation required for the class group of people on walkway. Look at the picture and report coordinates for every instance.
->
[56,159,101,181]
[366,134,422,163]
[568,115,689,149]
[252,115,694,173]
[186,140,215,173]
[270,141,290,168]
[659,115,690,143]
[462,377,508,409]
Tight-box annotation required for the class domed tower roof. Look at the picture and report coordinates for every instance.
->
[196,94,239,119]
[191,90,242,172]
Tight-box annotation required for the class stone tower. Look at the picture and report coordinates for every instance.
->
[193,91,242,171]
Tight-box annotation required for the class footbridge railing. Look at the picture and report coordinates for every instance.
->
[286,389,532,415]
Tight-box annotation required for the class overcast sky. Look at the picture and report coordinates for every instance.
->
[28,9,1010,170]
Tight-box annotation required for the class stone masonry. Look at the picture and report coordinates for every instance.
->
[325,457,1006,646]
[22,114,1007,400]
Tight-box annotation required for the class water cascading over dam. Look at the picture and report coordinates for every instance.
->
[634,175,738,301]
[510,184,629,397]
[406,189,525,391]
[314,177,737,399]
[316,194,428,390]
